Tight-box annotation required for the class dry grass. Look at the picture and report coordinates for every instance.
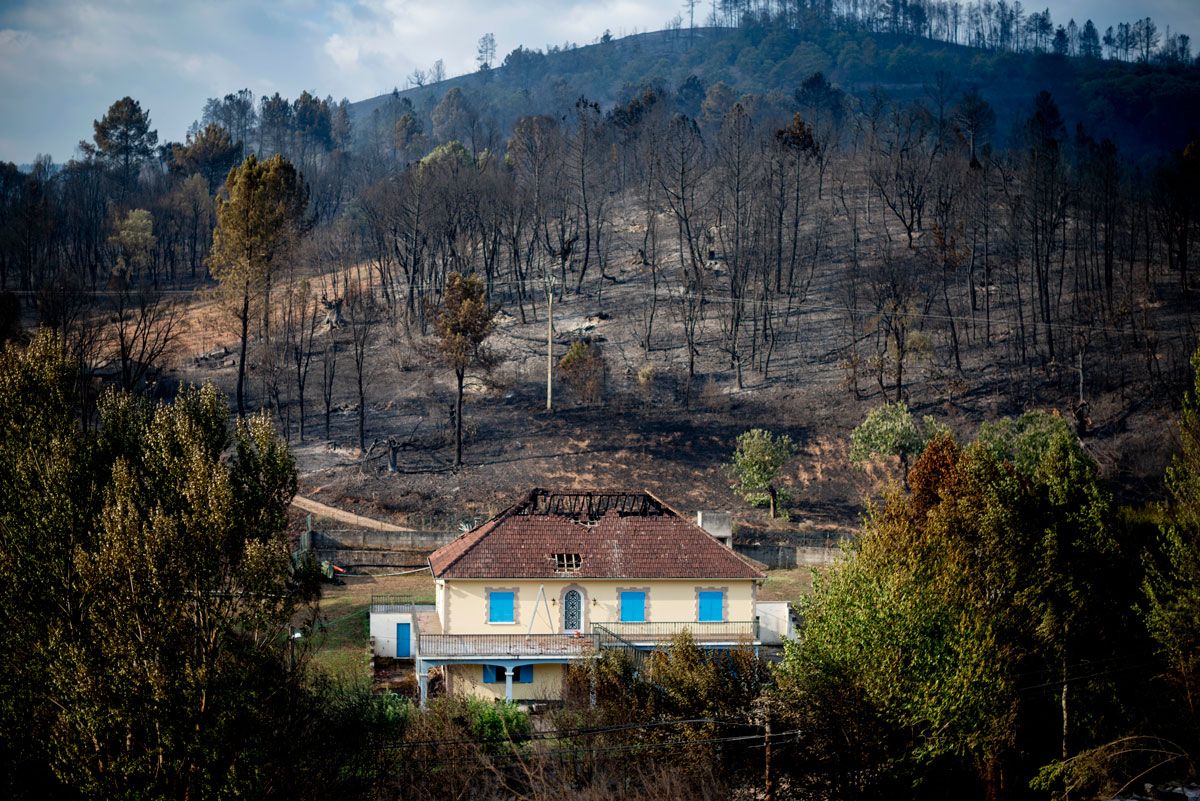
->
[758,567,815,602]
[308,571,436,683]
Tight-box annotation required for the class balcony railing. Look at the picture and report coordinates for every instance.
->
[596,621,758,644]
[418,633,594,658]
[369,594,431,614]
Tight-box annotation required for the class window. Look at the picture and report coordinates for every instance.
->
[553,553,582,572]
[482,665,533,684]
[698,590,725,623]
[488,591,515,624]
[619,590,646,623]
[563,589,582,631]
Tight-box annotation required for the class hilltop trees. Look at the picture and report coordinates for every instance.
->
[81,96,157,194]
[169,122,242,190]
[477,33,497,71]
[202,88,257,158]
[210,154,309,416]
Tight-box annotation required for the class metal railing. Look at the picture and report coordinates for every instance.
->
[369,594,432,614]
[417,632,593,658]
[596,621,758,643]
[592,624,651,669]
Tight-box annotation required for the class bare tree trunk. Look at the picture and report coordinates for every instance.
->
[236,284,250,417]
[455,367,465,467]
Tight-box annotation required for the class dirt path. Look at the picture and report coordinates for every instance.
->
[291,494,418,532]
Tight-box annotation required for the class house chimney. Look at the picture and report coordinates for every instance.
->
[696,511,733,548]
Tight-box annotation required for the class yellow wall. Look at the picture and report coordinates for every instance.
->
[441,578,757,635]
[445,662,566,701]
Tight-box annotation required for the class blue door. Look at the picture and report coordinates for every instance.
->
[396,623,411,658]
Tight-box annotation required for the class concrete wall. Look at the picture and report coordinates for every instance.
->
[734,543,842,569]
[436,579,447,630]
[370,611,416,658]
[313,529,458,551]
[445,662,566,702]
[441,578,758,635]
[696,511,733,548]
[318,549,431,568]
[756,601,794,645]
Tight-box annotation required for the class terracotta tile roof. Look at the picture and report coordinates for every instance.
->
[429,489,764,580]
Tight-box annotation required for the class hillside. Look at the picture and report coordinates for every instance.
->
[8,14,1200,542]
[351,24,1200,156]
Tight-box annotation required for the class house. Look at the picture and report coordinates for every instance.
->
[394,489,766,706]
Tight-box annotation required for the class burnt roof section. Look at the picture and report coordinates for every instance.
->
[428,489,765,580]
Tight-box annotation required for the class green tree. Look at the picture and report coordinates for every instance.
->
[849,401,946,480]
[107,208,156,281]
[433,272,498,467]
[82,96,158,193]
[209,154,308,416]
[1145,348,1200,730]
[781,419,1123,796]
[976,409,1074,478]
[729,428,796,518]
[0,333,100,799]
[0,333,362,801]
[47,386,317,800]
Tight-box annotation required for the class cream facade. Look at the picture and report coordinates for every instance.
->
[446,662,567,702]
[435,578,757,635]
[411,576,761,705]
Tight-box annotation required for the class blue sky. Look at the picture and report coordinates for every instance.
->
[1,0,1197,164]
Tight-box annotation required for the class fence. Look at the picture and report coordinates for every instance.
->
[597,620,758,643]
[369,594,431,613]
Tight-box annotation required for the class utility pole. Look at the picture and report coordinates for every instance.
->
[546,275,556,412]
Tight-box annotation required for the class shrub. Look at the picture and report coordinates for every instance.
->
[558,339,607,405]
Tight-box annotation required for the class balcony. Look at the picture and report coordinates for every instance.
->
[411,621,758,661]
[417,632,594,659]
[369,594,431,614]
[595,620,758,645]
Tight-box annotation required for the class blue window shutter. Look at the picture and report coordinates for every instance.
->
[698,591,724,622]
[482,665,499,683]
[620,591,646,623]
[489,591,515,623]
[517,665,534,684]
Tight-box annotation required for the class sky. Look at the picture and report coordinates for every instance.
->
[1,0,1197,164]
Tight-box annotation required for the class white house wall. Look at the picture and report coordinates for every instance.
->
[370,611,415,658]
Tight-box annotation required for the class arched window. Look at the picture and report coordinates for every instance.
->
[563,589,582,631]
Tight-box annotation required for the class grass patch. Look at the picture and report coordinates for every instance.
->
[310,604,371,682]
[758,567,815,602]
